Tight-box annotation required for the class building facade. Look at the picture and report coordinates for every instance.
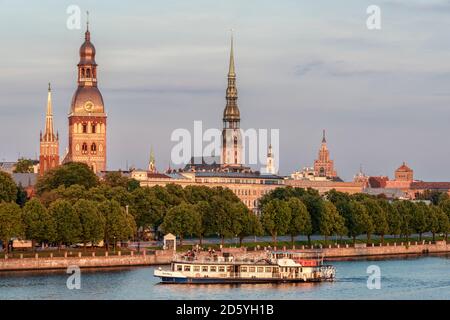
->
[39,83,59,175]
[63,22,107,173]
[313,130,337,178]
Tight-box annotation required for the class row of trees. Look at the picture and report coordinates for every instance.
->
[0,198,135,253]
[2,162,450,251]
[259,188,450,244]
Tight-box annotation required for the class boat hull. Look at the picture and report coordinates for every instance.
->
[156,275,327,284]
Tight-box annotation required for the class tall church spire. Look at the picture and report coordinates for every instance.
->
[222,31,243,167]
[322,129,326,143]
[223,30,239,122]
[42,83,56,142]
[39,83,59,176]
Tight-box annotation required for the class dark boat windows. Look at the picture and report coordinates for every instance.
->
[265,267,272,273]
[184,265,191,272]
[210,266,217,272]
[218,266,225,272]
[202,266,208,272]
[241,267,247,272]
[249,267,256,272]
[177,265,182,271]
[193,266,200,272]
[257,267,264,273]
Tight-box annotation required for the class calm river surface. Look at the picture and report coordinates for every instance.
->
[1,255,450,300]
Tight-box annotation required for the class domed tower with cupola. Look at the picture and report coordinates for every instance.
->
[221,32,243,169]
[63,14,107,173]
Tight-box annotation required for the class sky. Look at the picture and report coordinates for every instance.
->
[1,0,450,181]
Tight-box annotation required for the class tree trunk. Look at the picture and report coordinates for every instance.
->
[179,235,183,247]
[353,236,356,245]
[419,233,422,241]
[367,233,371,244]
[381,234,384,244]
[199,235,203,246]
[432,232,436,242]
[239,237,243,247]
[221,236,225,247]
[291,235,295,246]
[307,235,311,246]
[272,232,277,246]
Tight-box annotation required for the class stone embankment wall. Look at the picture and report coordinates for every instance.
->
[0,250,173,272]
[243,240,449,260]
[321,240,449,259]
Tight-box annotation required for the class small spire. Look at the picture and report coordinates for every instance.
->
[322,129,326,143]
[48,82,51,92]
[85,11,91,41]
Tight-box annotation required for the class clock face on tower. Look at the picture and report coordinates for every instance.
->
[84,101,94,112]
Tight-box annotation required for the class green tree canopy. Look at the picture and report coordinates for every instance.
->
[99,200,135,248]
[286,197,312,244]
[260,199,291,244]
[13,158,34,173]
[36,162,99,195]
[22,198,55,245]
[0,202,23,253]
[0,171,17,203]
[160,202,200,246]
[319,201,347,242]
[49,199,81,246]
[73,199,105,247]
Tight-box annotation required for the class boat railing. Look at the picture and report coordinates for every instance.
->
[172,253,270,265]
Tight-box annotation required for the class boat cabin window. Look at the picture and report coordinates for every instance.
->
[177,265,182,271]
[210,266,217,272]
[193,266,200,272]
[257,267,264,273]
[218,266,225,272]
[241,267,247,272]
[184,266,191,272]
[249,267,256,272]
[265,267,272,273]
[273,267,279,273]
[226,266,232,272]
[202,266,208,272]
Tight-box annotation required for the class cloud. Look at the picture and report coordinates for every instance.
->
[295,60,388,78]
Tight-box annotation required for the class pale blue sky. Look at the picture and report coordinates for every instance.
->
[1,0,450,181]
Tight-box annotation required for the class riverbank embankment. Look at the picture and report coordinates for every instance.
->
[1,240,449,272]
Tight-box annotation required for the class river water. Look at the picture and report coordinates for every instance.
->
[1,255,450,300]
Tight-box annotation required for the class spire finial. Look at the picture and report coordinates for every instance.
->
[228,29,235,76]
[48,82,51,92]
[322,129,326,143]
[86,11,89,31]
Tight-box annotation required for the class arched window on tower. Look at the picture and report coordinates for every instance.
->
[82,143,88,154]
[91,143,97,154]
[81,68,85,78]
[86,68,91,78]
[92,124,96,134]
[82,123,87,133]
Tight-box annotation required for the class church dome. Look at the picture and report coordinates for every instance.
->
[70,86,105,114]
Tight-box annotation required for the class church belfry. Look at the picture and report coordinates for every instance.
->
[63,14,107,173]
[39,83,59,175]
[221,32,243,168]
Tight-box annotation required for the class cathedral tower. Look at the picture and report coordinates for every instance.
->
[313,130,337,178]
[63,16,107,173]
[39,83,59,175]
[221,33,243,168]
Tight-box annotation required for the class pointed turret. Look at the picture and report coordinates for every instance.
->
[322,129,326,144]
[42,83,57,142]
[148,146,156,173]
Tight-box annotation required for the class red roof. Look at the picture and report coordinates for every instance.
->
[410,182,450,190]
